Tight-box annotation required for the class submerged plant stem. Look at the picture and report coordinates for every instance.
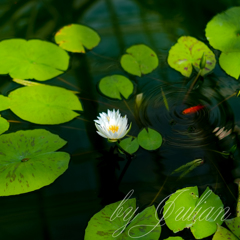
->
[184,70,202,101]
[117,154,133,186]
[149,176,168,206]
[210,92,236,111]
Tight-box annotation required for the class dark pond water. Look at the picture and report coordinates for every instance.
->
[1,0,240,239]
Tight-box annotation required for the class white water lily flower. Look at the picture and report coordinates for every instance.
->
[94,109,131,142]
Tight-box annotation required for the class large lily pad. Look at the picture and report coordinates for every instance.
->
[138,128,162,151]
[163,186,198,233]
[205,7,240,52]
[0,95,11,111]
[0,129,70,196]
[120,44,159,76]
[168,36,216,77]
[0,39,69,81]
[219,52,240,79]
[84,198,161,239]
[55,24,100,53]
[99,75,134,100]
[8,85,83,124]
[0,117,9,135]
[164,187,225,239]
[190,187,224,239]
[212,225,238,240]
[225,217,240,239]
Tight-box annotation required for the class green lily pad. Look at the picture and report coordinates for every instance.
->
[55,24,100,53]
[99,75,134,100]
[205,7,240,52]
[212,225,238,240]
[8,85,83,125]
[84,198,161,239]
[0,129,70,196]
[163,186,199,233]
[164,187,225,239]
[120,44,159,76]
[164,237,184,240]
[219,52,240,79]
[225,217,240,239]
[168,36,216,77]
[119,137,139,154]
[137,128,162,150]
[0,117,9,135]
[0,39,69,81]
[190,187,225,239]
[0,95,11,111]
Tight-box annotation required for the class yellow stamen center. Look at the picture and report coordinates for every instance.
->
[108,125,119,133]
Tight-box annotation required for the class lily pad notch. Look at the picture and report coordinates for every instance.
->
[55,24,101,53]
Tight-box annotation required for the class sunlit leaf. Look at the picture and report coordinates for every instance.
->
[212,225,238,240]
[119,137,139,154]
[0,95,10,111]
[225,217,240,239]
[164,186,224,239]
[168,36,216,77]
[55,24,100,53]
[164,186,198,233]
[0,39,69,81]
[120,44,159,76]
[190,187,224,239]
[84,198,161,239]
[0,129,70,196]
[8,85,83,124]
[219,52,240,79]
[13,78,42,87]
[99,75,134,100]
[138,128,162,150]
[0,117,9,135]
[205,7,240,52]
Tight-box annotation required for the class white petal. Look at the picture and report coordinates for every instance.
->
[96,131,108,138]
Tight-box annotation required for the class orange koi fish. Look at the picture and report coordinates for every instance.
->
[182,105,204,115]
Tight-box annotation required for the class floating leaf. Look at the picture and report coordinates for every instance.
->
[119,137,139,154]
[190,187,224,239]
[55,24,100,53]
[0,117,9,135]
[0,129,70,196]
[84,198,161,239]
[164,186,225,239]
[138,128,162,150]
[164,186,198,233]
[212,225,238,240]
[0,95,10,111]
[225,217,240,239]
[8,85,83,124]
[13,78,42,87]
[205,7,240,52]
[219,52,240,79]
[0,39,69,81]
[168,36,216,77]
[99,75,134,100]
[120,44,159,76]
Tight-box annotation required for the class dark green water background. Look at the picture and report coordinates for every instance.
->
[1,0,240,239]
